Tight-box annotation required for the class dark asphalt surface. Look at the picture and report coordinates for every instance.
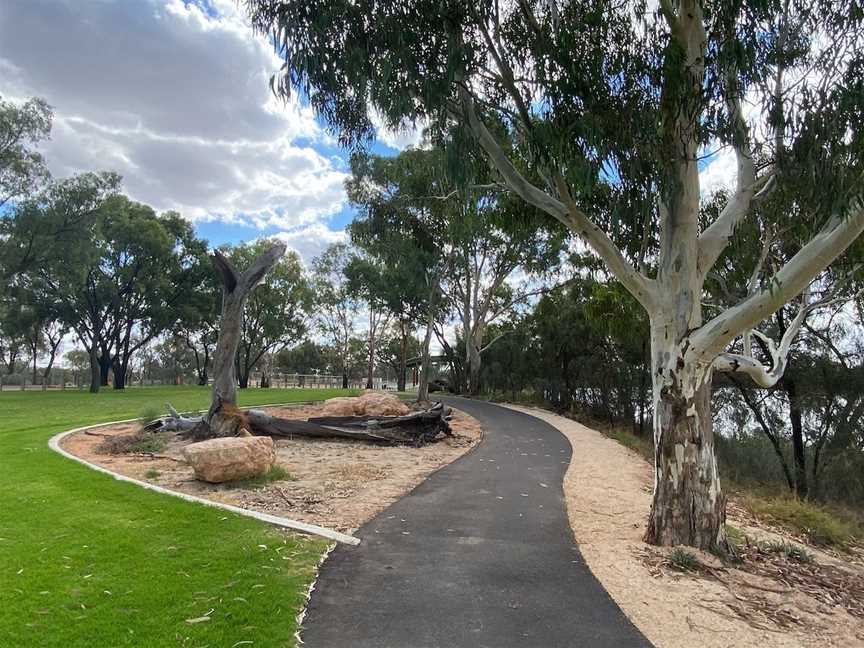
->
[301,397,652,648]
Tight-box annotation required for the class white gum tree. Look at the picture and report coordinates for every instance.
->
[246,0,864,549]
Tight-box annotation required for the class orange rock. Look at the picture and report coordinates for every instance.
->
[321,392,410,417]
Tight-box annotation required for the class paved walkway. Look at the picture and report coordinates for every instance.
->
[301,397,652,647]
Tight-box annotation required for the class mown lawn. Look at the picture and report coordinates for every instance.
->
[0,386,354,647]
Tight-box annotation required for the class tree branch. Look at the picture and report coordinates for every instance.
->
[457,88,657,311]
[690,200,864,362]
[697,60,776,276]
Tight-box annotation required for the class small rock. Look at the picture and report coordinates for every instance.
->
[183,437,275,483]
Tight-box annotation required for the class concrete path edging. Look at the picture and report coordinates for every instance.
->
[47,410,360,546]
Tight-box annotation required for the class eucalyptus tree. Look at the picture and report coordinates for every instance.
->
[347,146,564,395]
[224,240,312,389]
[100,198,208,389]
[706,192,864,498]
[16,284,67,387]
[275,340,329,375]
[345,251,417,390]
[0,298,27,375]
[1,171,118,283]
[346,149,449,399]
[443,195,564,394]
[0,95,51,209]
[311,243,362,389]
[40,192,204,391]
[344,255,393,389]
[177,290,220,387]
[377,326,422,389]
[246,0,864,550]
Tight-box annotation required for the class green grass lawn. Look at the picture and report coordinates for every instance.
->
[0,385,354,647]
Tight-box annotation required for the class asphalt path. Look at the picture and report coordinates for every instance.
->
[301,396,652,648]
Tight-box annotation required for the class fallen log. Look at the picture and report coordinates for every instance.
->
[146,401,452,446]
[142,403,202,434]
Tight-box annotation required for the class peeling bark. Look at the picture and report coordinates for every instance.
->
[646,353,726,549]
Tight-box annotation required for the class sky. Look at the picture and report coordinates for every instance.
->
[0,0,423,265]
[0,0,738,269]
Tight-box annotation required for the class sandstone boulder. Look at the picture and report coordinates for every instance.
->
[321,392,410,417]
[182,436,276,483]
[320,396,361,416]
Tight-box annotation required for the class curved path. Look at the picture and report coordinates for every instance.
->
[301,397,652,647]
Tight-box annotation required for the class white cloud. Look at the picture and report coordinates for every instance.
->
[271,223,348,266]
[0,0,348,227]
[699,147,738,196]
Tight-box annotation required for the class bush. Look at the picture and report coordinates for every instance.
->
[138,405,164,428]
[760,540,813,563]
[96,431,166,455]
[226,465,295,489]
[668,548,702,572]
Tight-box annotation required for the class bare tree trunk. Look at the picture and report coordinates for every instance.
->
[98,352,111,387]
[417,318,434,403]
[202,244,286,438]
[112,357,128,390]
[88,344,100,394]
[645,319,726,550]
[786,379,809,498]
[731,376,796,493]
[398,319,408,392]
[41,336,62,390]
[366,311,375,389]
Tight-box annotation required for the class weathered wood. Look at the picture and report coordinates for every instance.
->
[249,403,451,445]
[142,402,202,433]
[245,410,397,443]
[205,244,286,438]
[149,402,453,446]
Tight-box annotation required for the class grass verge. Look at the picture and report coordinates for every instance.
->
[737,492,863,548]
[0,385,354,647]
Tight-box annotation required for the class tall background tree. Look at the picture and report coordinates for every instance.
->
[312,243,362,389]
[0,96,51,210]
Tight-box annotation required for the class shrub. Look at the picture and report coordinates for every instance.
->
[138,405,164,428]
[668,548,702,572]
[96,431,166,455]
[128,433,167,454]
[227,465,295,489]
[760,540,813,563]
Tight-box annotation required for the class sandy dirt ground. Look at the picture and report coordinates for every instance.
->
[61,404,482,534]
[502,404,864,648]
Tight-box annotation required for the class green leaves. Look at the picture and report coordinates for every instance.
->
[0,95,52,207]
